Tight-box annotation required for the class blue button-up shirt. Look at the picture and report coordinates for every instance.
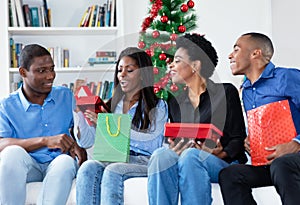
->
[242,62,300,142]
[0,86,75,163]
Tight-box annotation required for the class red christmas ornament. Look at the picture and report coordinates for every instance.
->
[187,0,195,8]
[178,25,186,33]
[152,30,160,38]
[138,41,146,49]
[180,4,189,12]
[170,83,179,92]
[153,83,162,93]
[153,67,159,74]
[160,15,168,23]
[166,57,173,64]
[161,79,168,88]
[170,33,178,41]
[154,87,160,94]
[145,49,152,56]
[159,53,167,61]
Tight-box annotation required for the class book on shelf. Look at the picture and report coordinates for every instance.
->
[95,81,103,96]
[79,1,116,27]
[105,81,114,99]
[105,1,111,27]
[79,6,90,27]
[48,46,69,68]
[10,38,16,68]
[99,6,105,27]
[63,49,70,68]
[9,0,19,27]
[8,0,51,28]
[96,51,116,57]
[14,0,25,27]
[110,0,116,27]
[42,0,50,26]
[30,7,39,27]
[87,5,95,27]
[22,4,32,27]
[101,80,109,99]
[73,79,86,94]
[94,5,100,27]
[88,50,117,65]
[10,38,23,68]
[88,57,116,65]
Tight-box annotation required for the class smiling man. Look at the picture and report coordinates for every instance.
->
[0,44,87,205]
[219,32,300,205]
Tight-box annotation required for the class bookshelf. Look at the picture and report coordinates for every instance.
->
[1,0,127,98]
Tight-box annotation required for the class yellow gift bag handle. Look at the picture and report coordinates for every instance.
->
[106,116,121,137]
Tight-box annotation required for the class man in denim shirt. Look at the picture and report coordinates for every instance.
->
[219,32,300,205]
[0,44,88,205]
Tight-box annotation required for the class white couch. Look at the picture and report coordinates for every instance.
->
[26,177,281,205]
[25,149,281,205]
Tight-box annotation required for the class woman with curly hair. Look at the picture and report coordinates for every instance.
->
[147,33,247,205]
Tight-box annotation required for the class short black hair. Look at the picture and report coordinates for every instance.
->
[175,33,218,79]
[19,44,51,70]
[242,32,274,61]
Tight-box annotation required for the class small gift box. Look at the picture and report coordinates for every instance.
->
[164,123,223,143]
[75,86,110,125]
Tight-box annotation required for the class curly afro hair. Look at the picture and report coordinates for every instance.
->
[175,33,218,79]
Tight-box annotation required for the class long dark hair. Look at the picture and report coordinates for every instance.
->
[110,47,159,130]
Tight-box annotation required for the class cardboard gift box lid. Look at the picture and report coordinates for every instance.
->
[76,95,104,114]
[164,123,223,142]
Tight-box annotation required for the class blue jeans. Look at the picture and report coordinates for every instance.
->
[0,145,78,205]
[148,147,232,205]
[76,155,149,205]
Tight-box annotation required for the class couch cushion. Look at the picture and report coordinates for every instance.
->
[26,180,76,205]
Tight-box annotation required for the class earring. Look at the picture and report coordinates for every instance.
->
[192,70,196,73]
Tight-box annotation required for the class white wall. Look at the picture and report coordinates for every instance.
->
[121,0,272,88]
[271,0,300,68]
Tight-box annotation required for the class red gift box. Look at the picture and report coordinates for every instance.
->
[75,86,110,125]
[164,123,223,143]
[247,100,297,166]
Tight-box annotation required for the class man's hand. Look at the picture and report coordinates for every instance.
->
[45,134,74,153]
[266,140,300,164]
[69,143,87,166]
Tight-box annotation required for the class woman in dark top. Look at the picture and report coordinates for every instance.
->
[147,33,247,205]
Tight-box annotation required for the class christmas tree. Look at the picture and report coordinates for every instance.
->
[138,0,197,100]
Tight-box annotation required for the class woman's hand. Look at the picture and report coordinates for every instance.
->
[194,139,227,159]
[168,137,194,155]
[244,136,251,155]
[84,110,98,125]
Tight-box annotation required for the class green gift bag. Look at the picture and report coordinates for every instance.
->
[93,113,131,162]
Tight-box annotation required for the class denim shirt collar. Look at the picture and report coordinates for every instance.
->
[242,62,275,88]
[17,87,55,111]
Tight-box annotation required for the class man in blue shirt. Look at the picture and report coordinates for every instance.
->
[0,44,87,205]
[219,32,300,205]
